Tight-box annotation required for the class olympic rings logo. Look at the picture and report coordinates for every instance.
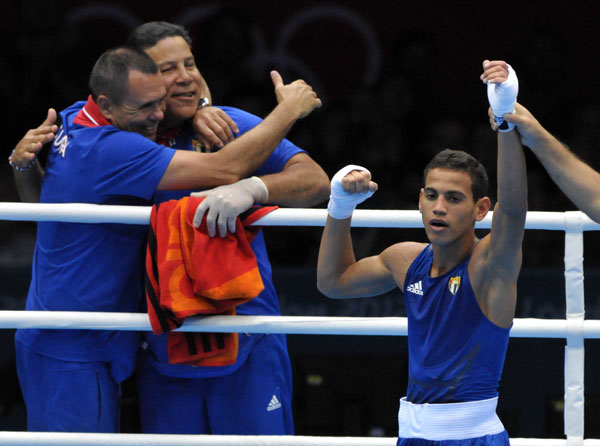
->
[65,3,382,102]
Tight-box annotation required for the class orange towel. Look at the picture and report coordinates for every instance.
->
[145,196,277,366]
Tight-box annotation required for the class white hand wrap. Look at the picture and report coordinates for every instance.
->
[487,64,519,132]
[327,165,375,220]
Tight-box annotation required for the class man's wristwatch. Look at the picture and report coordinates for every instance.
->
[198,97,211,109]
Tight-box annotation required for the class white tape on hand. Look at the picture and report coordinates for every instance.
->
[327,165,375,220]
[487,64,519,132]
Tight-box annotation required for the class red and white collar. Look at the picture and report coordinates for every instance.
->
[73,95,112,128]
[157,127,180,147]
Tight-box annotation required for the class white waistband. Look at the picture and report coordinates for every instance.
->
[398,397,505,441]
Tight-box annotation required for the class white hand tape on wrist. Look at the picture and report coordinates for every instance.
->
[327,164,375,219]
[487,64,518,132]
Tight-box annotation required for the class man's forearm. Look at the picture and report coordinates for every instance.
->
[214,103,306,180]
[13,161,43,203]
[497,130,527,216]
[260,155,330,207]
[159,72,321,191]
[529,132,600,221]
[317,215,356,298]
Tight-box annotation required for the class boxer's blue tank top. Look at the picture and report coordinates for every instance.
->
[403,245,510,403]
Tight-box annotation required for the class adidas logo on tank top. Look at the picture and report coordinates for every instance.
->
[406,281,424,296]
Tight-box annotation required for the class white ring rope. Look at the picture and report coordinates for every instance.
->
[1,202,599,230]
[0,311,595,339]
[0,432,586,446]
[2,203,597,446]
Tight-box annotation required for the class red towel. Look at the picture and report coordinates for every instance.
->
[145,196,276,366]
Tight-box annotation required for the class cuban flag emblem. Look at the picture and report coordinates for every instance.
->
[448,276,461,295]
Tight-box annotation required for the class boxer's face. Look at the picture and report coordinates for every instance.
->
[419,168,489,246]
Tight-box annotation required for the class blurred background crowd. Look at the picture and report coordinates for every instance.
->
[1,0,600,437]
[2,0,600,268]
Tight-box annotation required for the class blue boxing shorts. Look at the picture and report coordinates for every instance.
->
[135,333,293,434]
[397,431,509,446]
[15,340,120,432]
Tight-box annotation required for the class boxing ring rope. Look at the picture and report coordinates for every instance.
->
[1,202,598,229]
[0,311,598,338]
[0,431,595,446]
[1,202,599,446]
